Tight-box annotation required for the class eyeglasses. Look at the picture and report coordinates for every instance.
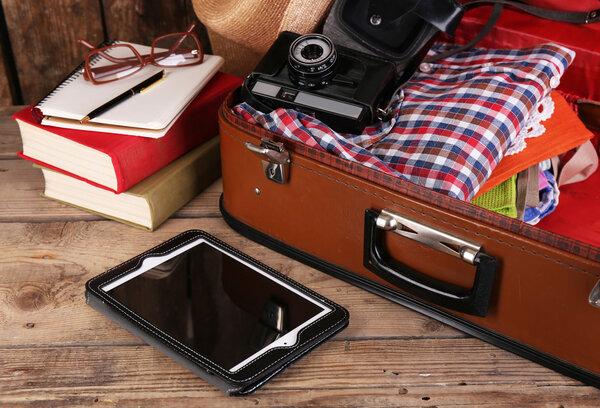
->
[78,23,204,84]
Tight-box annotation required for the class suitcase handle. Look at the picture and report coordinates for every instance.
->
[363,209,497,317]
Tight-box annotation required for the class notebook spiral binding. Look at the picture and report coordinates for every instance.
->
[30,39,117,123]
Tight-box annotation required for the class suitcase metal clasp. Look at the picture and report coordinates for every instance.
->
[376,208,481,265]
[245,138,291,184]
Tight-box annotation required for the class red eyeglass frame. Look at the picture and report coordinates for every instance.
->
[79,23,204,84]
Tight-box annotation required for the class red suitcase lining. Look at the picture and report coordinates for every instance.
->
[450,5,600,248]
[452,6,600,101]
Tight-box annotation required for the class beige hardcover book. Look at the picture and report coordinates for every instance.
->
[39,136,221,230]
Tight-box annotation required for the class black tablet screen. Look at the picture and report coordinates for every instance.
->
[103,240,326,371]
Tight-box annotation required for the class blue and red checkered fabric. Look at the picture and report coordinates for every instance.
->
[234,43,574,201]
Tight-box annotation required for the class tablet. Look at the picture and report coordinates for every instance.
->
[86,230,348,395]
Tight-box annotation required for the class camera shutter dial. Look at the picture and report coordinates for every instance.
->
[288,34,337,89]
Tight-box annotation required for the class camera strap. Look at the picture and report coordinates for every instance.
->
[465,0,600,24]
[425,0,600,62]
[325,0,600,66]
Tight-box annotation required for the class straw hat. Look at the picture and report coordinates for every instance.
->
[193,0,335,78]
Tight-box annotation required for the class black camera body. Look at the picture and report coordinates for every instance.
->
[242,31,398,134]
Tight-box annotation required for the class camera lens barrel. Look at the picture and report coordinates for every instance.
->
[288,34,337,89]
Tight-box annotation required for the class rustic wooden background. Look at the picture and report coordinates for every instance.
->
[0,0,210,108]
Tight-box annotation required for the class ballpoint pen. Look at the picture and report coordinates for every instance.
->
[80,70,165,123]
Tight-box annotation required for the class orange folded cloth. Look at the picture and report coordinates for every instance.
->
[473,92,594,199]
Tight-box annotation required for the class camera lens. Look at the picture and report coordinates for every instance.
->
[288,34,337,89]
[301,44,324,60]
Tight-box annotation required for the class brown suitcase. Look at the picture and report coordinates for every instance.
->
[218,89,600,387]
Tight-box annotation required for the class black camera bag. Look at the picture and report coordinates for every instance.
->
[323,0,600,81]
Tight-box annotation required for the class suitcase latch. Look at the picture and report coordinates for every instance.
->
[245,138,291,184]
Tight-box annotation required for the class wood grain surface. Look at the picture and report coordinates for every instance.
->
[2,0,105,105]
[101,0,209,51]
[1,111,599,407]
[0,24,13,106]
[0,1,211,107]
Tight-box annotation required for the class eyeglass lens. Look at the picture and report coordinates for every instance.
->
[87,33,201,83]
[153,33,202,67]
[88,45,144,83]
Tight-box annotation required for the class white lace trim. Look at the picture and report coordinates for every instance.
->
[506,96,555,156]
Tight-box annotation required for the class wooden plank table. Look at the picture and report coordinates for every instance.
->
[1,106,599,407]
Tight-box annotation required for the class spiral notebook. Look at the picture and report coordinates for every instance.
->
[32,41,224,138]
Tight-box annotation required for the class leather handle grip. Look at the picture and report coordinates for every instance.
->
[363,209,497,317]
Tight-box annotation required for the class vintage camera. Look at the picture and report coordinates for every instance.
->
[241,31,399,134]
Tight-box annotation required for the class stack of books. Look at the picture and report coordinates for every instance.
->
[13,41,241,230]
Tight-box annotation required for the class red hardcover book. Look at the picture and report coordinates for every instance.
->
[14,72,241,193]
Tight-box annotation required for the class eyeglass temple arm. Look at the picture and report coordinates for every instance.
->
[78,39,96,50]
[88,45,197,75]
[79,40,189,68]
[159,22,198,58]
[78,22,199,76]
[87,46,201,80]
[77,22,195,53]
[185,22,196,33]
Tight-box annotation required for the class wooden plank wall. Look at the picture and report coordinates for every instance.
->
[0,0,209,108]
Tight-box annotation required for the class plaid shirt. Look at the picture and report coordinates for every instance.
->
[234,43,574,201]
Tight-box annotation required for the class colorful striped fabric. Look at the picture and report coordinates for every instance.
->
[234,43,575,201]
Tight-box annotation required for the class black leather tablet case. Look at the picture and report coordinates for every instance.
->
[85,230,349,395]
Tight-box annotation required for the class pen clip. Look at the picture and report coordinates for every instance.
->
[140,71,165,94]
